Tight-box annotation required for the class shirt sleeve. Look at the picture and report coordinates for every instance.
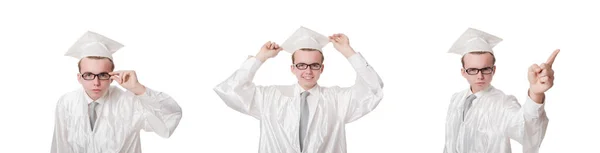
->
[505,95,549,153]
[134,87,183,138]
[213,56,268,120]
[337,52,385,123]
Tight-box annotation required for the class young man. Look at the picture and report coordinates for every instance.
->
[51,31,182,153]
[213,26,384,153]
[443,28,556,153]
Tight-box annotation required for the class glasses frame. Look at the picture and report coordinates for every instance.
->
[293,63,323,70]
[464,66,495,75]
[81,72,112,80]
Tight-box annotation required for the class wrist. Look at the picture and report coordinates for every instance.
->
[255,53,268,63]
[339,47,356,58]
[528,89,545,104]
[131,84,146,95]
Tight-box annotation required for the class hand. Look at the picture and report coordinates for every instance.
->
[528,49,559,103]
[109,70,146,95]
[529,49,559,94]
[329,33,356,58]
[255,41,283,62]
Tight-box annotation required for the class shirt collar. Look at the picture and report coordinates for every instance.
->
[294,83,321,97]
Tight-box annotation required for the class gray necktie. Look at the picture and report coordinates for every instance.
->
[89,102,99,131]
[462,95,477,121]
[299,91,310,151]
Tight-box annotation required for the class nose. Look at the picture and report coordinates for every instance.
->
[304,68,313,75]
[93,77,101,86]
[476,71,485,80]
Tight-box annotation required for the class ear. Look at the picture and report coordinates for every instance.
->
[77,73,82,84]
[461,68,467,78]
[492,65,497,75]
[320,64,325,73]
[290,65,294,74]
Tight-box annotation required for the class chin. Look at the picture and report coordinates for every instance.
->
[473,84,490,90]
[88,89,105,95]
[89,92,101,96]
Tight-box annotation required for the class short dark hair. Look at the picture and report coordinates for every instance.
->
[291,48,325,64]
[78,56,115,72]
[461,51,496,67]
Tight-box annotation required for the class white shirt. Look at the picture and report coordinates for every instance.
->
[444,86,549,153]
[51,86,183,153]
[213,52,384,153]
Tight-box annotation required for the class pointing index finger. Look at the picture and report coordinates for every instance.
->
[546,49,560,65]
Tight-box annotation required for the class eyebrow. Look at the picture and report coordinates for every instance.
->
[466,66,493,69]
[82,72,110,74]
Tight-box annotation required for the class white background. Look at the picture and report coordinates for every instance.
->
[0,0,598,152]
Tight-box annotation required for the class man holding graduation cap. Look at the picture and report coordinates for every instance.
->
[443,28,557,153]
[51,31,182,153]
[214,26,384,153]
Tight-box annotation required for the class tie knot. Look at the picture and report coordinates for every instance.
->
[301,91,310,97]
[466,95,477,101]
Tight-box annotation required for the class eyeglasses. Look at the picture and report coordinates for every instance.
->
[81,72,111,80]
[464,67,494,75]
[294,63,322,70]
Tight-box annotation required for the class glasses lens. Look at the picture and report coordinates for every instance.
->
[481,67,493,74]
[82,73,95,80]
[98,73,111,80]
[466,68,478,75]
[309,63,322,70]
[295,63,308,70]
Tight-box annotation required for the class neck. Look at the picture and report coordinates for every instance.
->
[86,93,100,101]
[301,84,316,91]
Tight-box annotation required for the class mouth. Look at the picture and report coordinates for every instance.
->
[475,82,486,85]
[302,76,314,80]
[92,89,102,92]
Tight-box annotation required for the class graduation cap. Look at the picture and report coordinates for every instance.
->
[281,26,330,54]
[448,27,503,55]
[64,31,124,59]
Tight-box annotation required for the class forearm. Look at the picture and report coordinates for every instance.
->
[213,56,264,117]
[506,96,549,152]
[130,84,146,95]
[343,52,384,122]
[339,47,357,58]
[522,97,549,152]
[348,52,384,91]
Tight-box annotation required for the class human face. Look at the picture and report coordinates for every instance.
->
[77,58,113,100]
[461,53,496,93]
[291,50,324,90]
